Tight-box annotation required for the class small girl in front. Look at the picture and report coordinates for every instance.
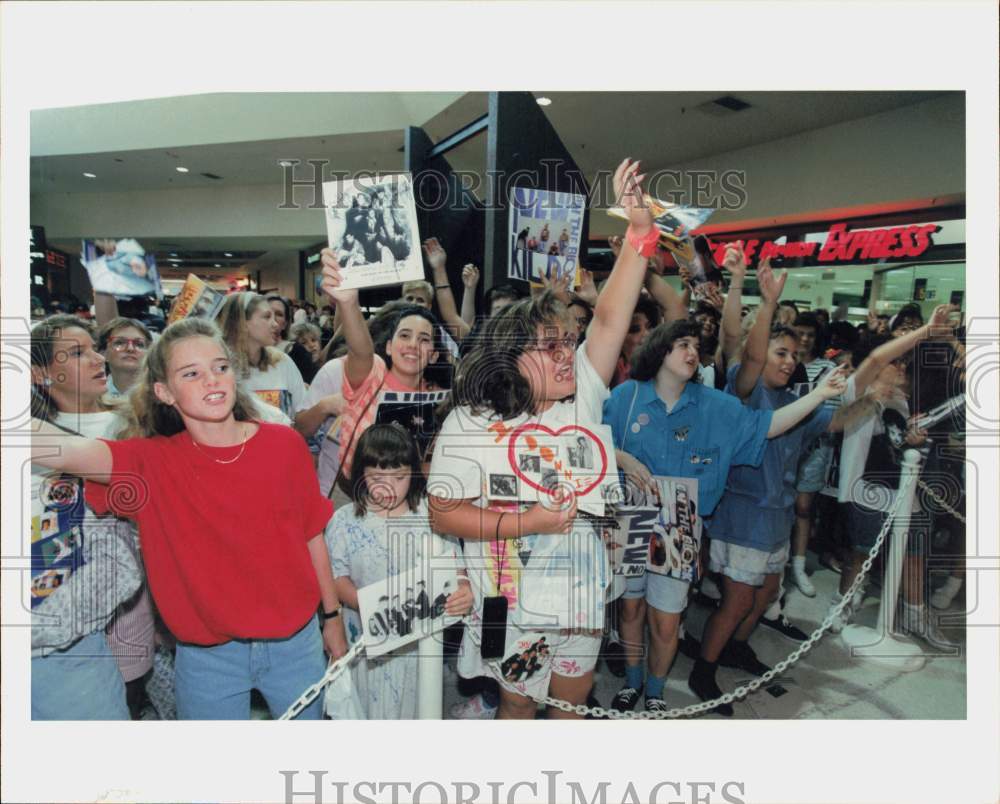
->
[30,317,348,720]
[324,423,472,719]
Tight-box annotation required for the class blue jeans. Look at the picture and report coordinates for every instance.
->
[175,616,326,720]
[32,632,129,720]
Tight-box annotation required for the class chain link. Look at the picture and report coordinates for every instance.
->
[917,478,966,524]
[279,474,921,721]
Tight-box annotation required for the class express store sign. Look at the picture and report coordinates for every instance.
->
[710,222,939,265]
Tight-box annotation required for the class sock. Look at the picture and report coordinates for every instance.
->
[940,576,963,595]
[482,686,500,708]
[902,600,925,616]
[625,663,644,691]
[763,597,781,621]
[792,555,807,573]
[692,658,717,680]
[645,672,666,699]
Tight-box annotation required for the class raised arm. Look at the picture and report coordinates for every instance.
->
[643,271,688,324]
[319,247,373,389]
[31,418,114,481]
[422,238,471,341]
[585,158,655,385]
[768,365,847,437]
[853,304,958,395]
[459,263,480,328]
[93,292,119,328]
[720,243,747,364]
[733,257,784,399]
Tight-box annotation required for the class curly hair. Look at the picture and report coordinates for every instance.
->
[115,317,260,439]
[630,319,703,382]
[452,291,572,419]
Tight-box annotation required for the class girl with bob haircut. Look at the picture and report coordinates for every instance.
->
[323,423,472,718]
[31,317,348,720]
[424,158,657,720]
[602,260,847,716]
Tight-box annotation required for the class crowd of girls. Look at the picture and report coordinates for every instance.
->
[29,154,965,721]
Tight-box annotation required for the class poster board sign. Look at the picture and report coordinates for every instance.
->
[602,507,657,577]
[167,273,226,324]
[479,420,619,516]
[374,389,450,460]
[30,473,86,608]
[638,476,702,583]
[356,561,459,659]
[82,238,162,299]
[508,187,586,284]
[321,174,423,290]
[607,197,714,245]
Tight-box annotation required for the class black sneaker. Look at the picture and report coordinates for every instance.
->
[611,686,643,712]
[687,669,733,717]
[758,613,808,642]
[602,640,626,678]
[718,641,771,677]
[644,696,668,715]
[584,691,606,720]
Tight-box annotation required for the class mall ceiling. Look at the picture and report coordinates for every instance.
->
[32,90,954,266]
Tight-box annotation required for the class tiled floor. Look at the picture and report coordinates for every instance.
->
[443,558,966,721]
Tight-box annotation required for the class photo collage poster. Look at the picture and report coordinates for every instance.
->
[30,473,87,608]
[508,187,586,284]
[322,173,423,290]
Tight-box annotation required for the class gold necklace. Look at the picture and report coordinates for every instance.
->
[190,423,249,465]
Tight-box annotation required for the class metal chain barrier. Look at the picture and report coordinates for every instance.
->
[917,478,966,524]
[279,474,917,721]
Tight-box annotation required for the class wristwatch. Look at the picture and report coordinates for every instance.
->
[322,605,343,621]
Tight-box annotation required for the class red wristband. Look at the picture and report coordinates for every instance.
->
[626,225,661,258]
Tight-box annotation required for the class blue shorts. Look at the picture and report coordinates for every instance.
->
[796,442,833,493]
[622,572,690,614]
[709,539,789,587]
[847,504,926,556]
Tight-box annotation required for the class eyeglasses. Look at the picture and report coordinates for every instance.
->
[109,338,148,352]
[525,335,577,356]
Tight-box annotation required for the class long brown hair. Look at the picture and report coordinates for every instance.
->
[115,317,260,439]
[216,292,280,375]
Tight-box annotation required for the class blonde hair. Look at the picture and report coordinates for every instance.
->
[402,280,434,300]
[116,317,260,439]
[215,292,281,375]
[30,314,114,423]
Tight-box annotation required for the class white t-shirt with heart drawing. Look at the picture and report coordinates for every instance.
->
[428,345,610,634]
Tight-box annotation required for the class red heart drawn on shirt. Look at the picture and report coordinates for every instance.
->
[507,422,609,498]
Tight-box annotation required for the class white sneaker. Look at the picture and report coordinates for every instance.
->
[792,565,816,598]
[898,603,960,651]
[850,579,868,610]
[449,693,498,720]
[930,577,963,610]
[828,595,854,634]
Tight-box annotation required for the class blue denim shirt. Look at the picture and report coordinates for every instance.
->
[602,378,773,518]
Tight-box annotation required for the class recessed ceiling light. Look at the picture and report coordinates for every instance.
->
[175,166,189,173]
[170,252,178,257]
[214,264,221,268]
[278,160,294,167]
[83,172,97,178]
[536,97,552,107]
[224,252,233,257]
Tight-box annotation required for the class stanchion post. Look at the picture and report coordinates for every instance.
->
[417,631,443,719]
[876,449,922,636]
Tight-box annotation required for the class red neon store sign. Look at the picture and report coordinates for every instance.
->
[711,222,939,265]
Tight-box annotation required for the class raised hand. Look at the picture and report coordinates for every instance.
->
[461,263,480,289]
[815,364,849,399]
[540,268,572,303]
[700,282,725,311]
[678,264,692,288]
[756,256,787,305]
[928,303,959,334]
[722,242,747,282]
[320,247,359,306]
[577,267,599,305]
[422,237,447,271]
[612,158,652,233]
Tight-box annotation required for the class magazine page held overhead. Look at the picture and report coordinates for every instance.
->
[322,173,423,290]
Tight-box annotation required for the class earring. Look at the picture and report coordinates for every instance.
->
[42,377,53,387]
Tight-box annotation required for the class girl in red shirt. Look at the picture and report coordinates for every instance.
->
[31,317,348,720]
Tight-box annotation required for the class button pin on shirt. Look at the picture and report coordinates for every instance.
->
[631,422,641,434]
[637,413,650,426]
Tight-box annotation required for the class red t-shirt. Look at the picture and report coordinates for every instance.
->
[85,422,333,646]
